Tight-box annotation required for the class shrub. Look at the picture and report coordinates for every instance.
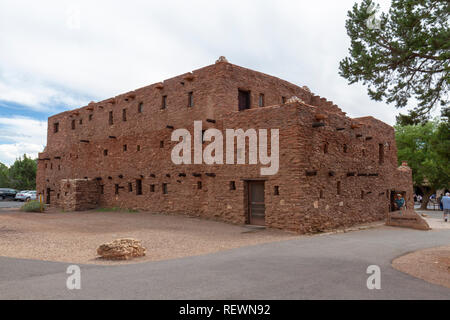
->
[21,200,43,212]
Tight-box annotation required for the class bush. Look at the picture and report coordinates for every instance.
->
[21,200,43,212]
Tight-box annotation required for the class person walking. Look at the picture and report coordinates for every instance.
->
[438,193,443,211]
[442,192,450,222]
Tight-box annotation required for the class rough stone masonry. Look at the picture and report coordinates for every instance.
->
[36,57,414,233]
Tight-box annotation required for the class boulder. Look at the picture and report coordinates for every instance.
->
[97,238,146,260]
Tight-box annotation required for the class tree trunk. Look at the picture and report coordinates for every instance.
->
[420,189,434,210]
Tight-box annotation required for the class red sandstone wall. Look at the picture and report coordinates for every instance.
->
[37,60,414,233]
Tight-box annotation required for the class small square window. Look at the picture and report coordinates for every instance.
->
[162,183,168,194]
[188,92,194,107]
[137,145,141,151]
[136,179,142,195]
[274,186,280,195]
[138,102,143,113]
[161,95,167,109]
[103,149,108,156]
[230,181,236,190]
[282,96,286,104]
[259,94,265,107]
[123,144,127,152]
[89,114,93,121]
[79,119,83,125]
[53,122,59,133]
[71,120,76,130]
[160,141,164,148]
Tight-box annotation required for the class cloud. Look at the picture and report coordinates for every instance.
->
[0,116,47,166]
[0,0,417,163]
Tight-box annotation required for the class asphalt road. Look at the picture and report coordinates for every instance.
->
[0,226,449,299]
[0,200,23,208]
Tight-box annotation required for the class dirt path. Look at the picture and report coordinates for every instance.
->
[0,209,298,265]
[392,246,450,289]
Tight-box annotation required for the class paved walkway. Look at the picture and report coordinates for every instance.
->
[0,226,449,299]
[0,201,22,209]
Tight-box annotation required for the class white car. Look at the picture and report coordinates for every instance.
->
[15,191,37,202]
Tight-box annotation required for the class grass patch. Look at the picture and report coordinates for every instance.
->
[21,200,44,212]
[95,207,139,213]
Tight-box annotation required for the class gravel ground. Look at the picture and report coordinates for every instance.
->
[392,246,450,289]
[0,208,299,265]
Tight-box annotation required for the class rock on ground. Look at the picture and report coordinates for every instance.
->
[97,238,146,260]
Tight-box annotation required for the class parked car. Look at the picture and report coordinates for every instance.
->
[0,188,18,200]
[25,191,37,201]
[15,190,34,201]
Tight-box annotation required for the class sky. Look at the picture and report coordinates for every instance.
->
[0,0,412,166]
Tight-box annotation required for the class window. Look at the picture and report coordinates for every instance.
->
[128,182,133,192]
[79,119,83,125]
[89,114,93,121]
[53,122,59,133]
[109,111,113,125]
[238,89,250,111]
[361,190,364,199]
[319,189,324,199]
[122,109,127,122]
[71,120,76,130]
[188,92,194,107]
[115,184,119,195]
[123,144,127,152]
[379,144,384,164]
[103,149,108,156]
[150,184,155,192]
[259,93,265,107]
[323,142,329,154]
[197,181,202,190]
[138,102,143,113]
[337,181,341,195]
[100,185,104,195]
[161,95,167,109]
[136,179,142,195]
[274,186,280,195]
[162,183,168,194]
[282,96,286,104]
[230,181,236,190]
[137,145,141,151]
[343,144,348,153]
[160,141,164,148]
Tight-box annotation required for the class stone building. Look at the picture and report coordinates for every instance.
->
[37,58,413,233]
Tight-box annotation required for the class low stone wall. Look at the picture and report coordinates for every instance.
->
[60,179,100,211]
[386,209,430,230]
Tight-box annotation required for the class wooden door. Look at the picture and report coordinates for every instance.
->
[248,181,265,225]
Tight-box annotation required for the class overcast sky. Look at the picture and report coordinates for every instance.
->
[0,0,411,166]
